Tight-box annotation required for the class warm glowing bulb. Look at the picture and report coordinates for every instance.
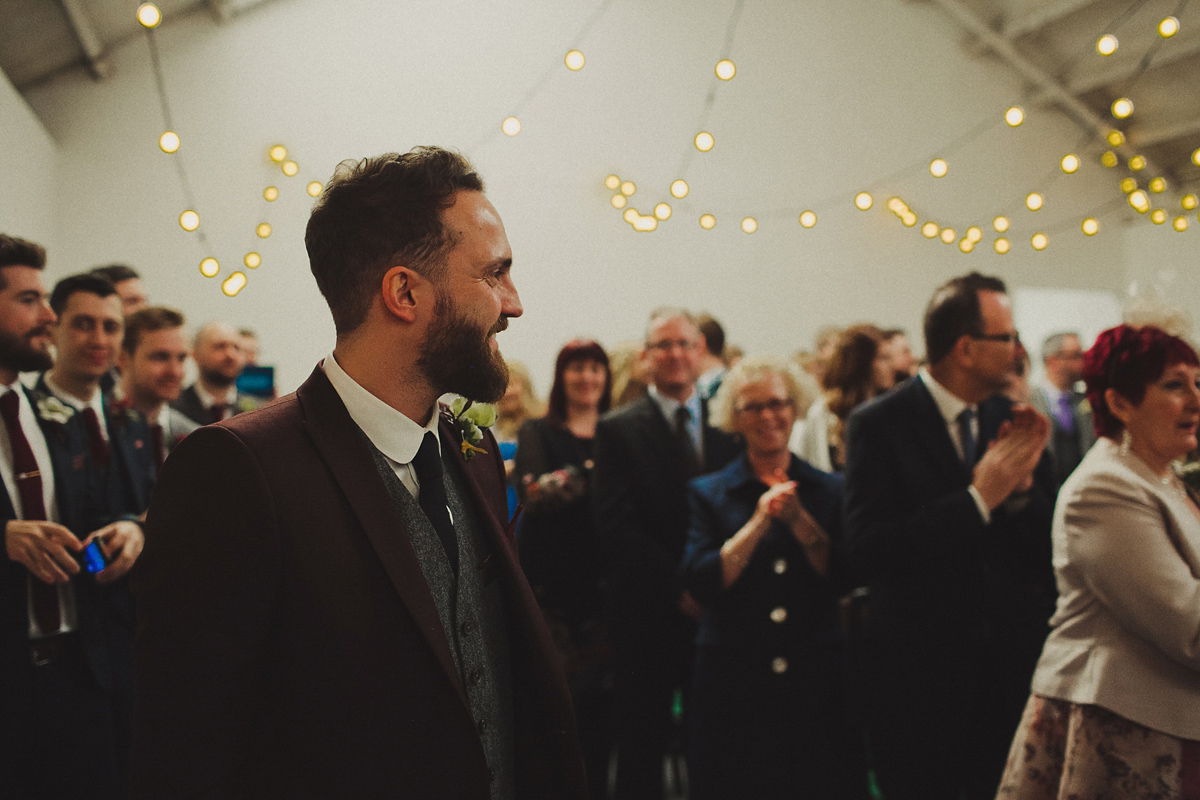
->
[966,226,983,242]
[654,203,672,220]
[199,257,219,278]
[222,272,247,297]
[670,179,689,198]
[622,208,638,224]
[1174,216,1189,231]
[994,238,1010,254]
[1082,218,1100,236]
[1152,209,1167,224]
[158,131,180,153]
[501,116,521,136]
[306,181,322,197]
[244,252,261,268]
[1159,16,1180,37]
[179,210,200,231]
[610,194,627,209]
[715,59,736,80]
[929,158,948,178]
[940,228,956,244]
[1149,177,1166,193]
[1183,194,1198,211]
[922,222,939,238]
[1060,154,1079,173]
[1025,192,1044,211]
[632,215,658,232]
[619,181,636,196]
[798,211,817,228]
[902,212,918,227]
[1101,151,1119,168]
[958,239,974,254]
[1031,233,1048,250]
[1121,177,1137,193]
[1107,130,1125,147]
[694,132,715,152]
[741,217,758,234]
[1129,155,1146,171]
[281,160,298,177]
[256,223,271,239]
[137,3,161,28]
[1111,97,1133,119]
[1004,106,1024,127]
[1129,190,1151,211]
[268,145,287,163]
[604,174,620,190]
[1193,148,1200,166]
[854,192,873,211]
[263,186,279,201]
[699,214,716,230]
[993,216,1010,233]
[564,50,585,70]
[1097,34,1118,55]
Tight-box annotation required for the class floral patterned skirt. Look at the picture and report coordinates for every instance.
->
[996,694,1200,799]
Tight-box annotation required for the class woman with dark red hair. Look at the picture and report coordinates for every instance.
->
[997,324,1200,798]
[515,339,613,799]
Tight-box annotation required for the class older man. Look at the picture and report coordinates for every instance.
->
[170,320,258,424]
[131,148,585,799]
[1030,331,1095,485]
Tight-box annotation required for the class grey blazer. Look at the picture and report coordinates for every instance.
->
[1031,436,1200,740]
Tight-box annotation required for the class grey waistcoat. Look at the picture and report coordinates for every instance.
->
[367,438,515,800]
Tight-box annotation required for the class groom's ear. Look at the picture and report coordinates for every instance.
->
[381,266,421,323]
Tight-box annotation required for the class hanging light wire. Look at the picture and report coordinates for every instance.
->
[675,0,746,179]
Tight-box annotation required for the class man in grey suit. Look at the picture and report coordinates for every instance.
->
[1030,332,1095,485]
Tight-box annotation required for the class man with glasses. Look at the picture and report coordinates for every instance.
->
[593,308,739,800]
[1030,332,1094,484]
[843,272,1056,800]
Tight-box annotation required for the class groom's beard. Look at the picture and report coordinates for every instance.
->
[417,290,509,403]
[0,326,53,374]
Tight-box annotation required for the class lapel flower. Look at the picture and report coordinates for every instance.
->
[35,394,74,425]
[447,396,497,461]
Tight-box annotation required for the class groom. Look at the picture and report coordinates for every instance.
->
[131,148,586,799]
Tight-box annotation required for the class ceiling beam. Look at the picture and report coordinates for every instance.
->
[59,0,111,80]
[1062,32,1200,96]
[1001,0,1101,40]
[1132,116,1200,148]
[206,0,234,24]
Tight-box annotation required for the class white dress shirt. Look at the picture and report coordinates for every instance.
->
[44,374,108,439]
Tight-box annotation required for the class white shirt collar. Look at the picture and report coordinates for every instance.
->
[647,383,700,422]
[321,353,440,464]
[43,374,106,422]
[919,366,973,428]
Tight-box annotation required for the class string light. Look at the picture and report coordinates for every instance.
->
[137,3,162,28]
[244,252,261,268]
[268,145,287,163]
[798,211,817,228]
[263,186,279,201]
[1193,148,1200,166]
[179,210,200,231]
[1031,232,1048,250]
[965,226,983,242]
[1152,209,1168,224]
[741,217,758,234]
[604,174,620,190]
[922,222,939,238]
[994,238,1010,254]
[654,203,672,220]
[564,50,585,70]
[939,227,956,244]
[1096,34,1118,55]
[222,272,247,297]
[1173,216,1189,232]
[699,214,716,230]
[306,181,323,197]
[958,239,974,254]
[158,131,180,154]
[256,223,271,238]
[610,194,627,209]
[1128,155,1146,171]
[619,181,636,196]
[281,160,299,177]
[1128,190,1151,212]
[1107,130,1125,147]
[929,158,948,178]
[1101,151,1119,167]
[1060,154,1079,173]
[1004,106,1024,127]
[199,257,219,278]
[1082,218,1100,235]
[694,132,715,152]
[501,117,521,136]
[1025,192,1044,211]
[1159,17,1180,37]
[854,192,873,211]
[670,180,689,198]
[715,59,736,80]
[1183,194,1198,211]
[1149,177,1166,193]
[631,214,657,232]
[1111,98,1133,119]
[622,208,638,223]
[993,216,1010,233]
[1120,177,1137,193]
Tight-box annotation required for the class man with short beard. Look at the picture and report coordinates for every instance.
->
[131,148,586,799]
[171,320,259,424]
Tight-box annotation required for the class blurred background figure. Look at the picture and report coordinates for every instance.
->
[881,328,919,384]
[119,307,199,470]
[238,327,260,366]
[1030,332,1095,485]
[682,357,868,800]
[806,325,843,383]
[90,263,147,315]
[495,359,542,518]
[791,324,896,473]
[607,341,651,409]
[1004,341,1033,405]
[171,321,257,424]
[695,313,728,401]
[516,339,614,800]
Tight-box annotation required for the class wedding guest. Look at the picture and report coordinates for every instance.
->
[695,313,728,400]
[997,324,1200,798]
[681,357,868,799]
[496,360,540,518]
[171,321,258,424]
[608,341,650,409]
[1029,332,1095,485]
[881,328,918,383]
[807,325,842,382]
[90,264,147,315]
[516,339,614,800]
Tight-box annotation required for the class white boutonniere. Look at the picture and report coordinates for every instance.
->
[447,396,497,461]
[35,394,74,424]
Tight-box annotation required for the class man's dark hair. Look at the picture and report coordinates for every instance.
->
[695,313,726,357]
[923,272,1008,365]
[123,306,185,355]
[305,147,484,334]
[0,234,47,291]
[90,263,140,284]
[49,273,118,316]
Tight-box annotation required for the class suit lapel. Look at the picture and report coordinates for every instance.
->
[296,368,466,702]
[25,384,88,535]
[906,379,973,481]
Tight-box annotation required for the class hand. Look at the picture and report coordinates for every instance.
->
[678,590,702,620]
[84,520,144,583]
[972,405,1049,510]
[5,520,81,584]
[755,478,800,524]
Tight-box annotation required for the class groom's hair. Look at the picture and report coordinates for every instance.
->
[305,147,483,334]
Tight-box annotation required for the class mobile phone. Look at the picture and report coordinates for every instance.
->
[81,540,109,574]
[236,365,276,399]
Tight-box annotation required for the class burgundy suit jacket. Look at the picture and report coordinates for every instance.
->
[131,366,585,799]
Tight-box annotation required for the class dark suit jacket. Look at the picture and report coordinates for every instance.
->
[131,367,586,799]
[169,383,258,426]
[593,394,740,638]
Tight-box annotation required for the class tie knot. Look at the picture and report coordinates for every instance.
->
[957,407,974,425]
[675,405,692,424]
[411,431,443,483]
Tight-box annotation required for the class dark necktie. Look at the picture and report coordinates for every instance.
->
[957,407,977,465]
[150,423,165,472]
[411,431,459,576]
[208,403,228,424]
[0,390,60,632]
[82,407,109,468]
[675,406,702,477]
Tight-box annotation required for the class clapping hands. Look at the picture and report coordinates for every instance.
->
[972,404,1050,510]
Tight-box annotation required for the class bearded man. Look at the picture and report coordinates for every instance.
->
[130,148,586,799]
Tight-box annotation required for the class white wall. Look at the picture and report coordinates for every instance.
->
[18,0,1167,395]
[0,69,58,251]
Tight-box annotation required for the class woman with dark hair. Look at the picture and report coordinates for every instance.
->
[791,324,895,472]
[997,324,1200,798]
[515,339,613,799]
